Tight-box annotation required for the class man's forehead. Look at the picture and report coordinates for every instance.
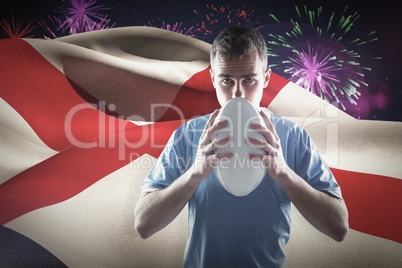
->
[215,50,258,62]
[213,51,261,74]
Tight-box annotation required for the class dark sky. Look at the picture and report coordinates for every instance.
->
[0,0,385,38]
[1,0,400,121]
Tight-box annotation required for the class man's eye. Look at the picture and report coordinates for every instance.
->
[223,79,232,84]
[245,78,254,83]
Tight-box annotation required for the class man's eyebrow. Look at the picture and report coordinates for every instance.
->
[217,73,258,78]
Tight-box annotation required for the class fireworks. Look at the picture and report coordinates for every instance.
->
[82,15,115,32]
[192,4,262,43]
[54,0,115,35]
[40,15,115,39]
[265,5,380,113]
[0,15,36,39]
[284,42,345,101]
[39,15,66,39]
[146,21,194,36]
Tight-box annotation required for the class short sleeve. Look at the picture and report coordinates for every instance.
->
[294,128,343,199]
[141,128,187,193]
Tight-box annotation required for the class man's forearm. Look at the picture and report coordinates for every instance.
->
[276,167,349,242]
[134,167,203,239]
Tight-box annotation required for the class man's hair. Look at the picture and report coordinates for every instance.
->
[210,25,268,70]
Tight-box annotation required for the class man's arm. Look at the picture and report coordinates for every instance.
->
[247,109,349,242]
[274,167,348,241]
[134,110,233,239]
[135,167,204,239]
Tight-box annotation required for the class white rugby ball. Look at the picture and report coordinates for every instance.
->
[212,97,267,197]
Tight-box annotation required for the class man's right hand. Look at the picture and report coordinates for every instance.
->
[190,109,234,181]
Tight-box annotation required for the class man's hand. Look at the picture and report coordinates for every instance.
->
[246,108,288,180]
[190,109,234,180]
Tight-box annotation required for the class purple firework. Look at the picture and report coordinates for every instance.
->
[284,42,346,101]
[55,0,114,34]
[39,15,66,39]
[84,15,116,32]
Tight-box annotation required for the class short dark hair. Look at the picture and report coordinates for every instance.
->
[210,25,268,70]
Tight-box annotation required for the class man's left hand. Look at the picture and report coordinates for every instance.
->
[246,108,289,180]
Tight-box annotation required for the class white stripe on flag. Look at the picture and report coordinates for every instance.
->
[0,98,58,185]
[287,115,402,180]
[268,81,352,119]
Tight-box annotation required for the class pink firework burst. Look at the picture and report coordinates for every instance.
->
[284,42,346,102]
[55,0,114,34]
[40,14,115,39]
[39,15,66,39]
[84,15,116,32]
[0,15,36,39]
[192,4,262,42]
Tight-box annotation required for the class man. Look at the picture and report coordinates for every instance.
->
[135,25,349,267]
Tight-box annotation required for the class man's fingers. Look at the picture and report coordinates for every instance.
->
[249,123,277,147]
[200,109,220,141]
[247,153,287,172]
[207,109,220,128]
[208,152,234,161]
[260,109,279,141]
[216,152,234,159]
[204,136,233,154]
[247,153,265,161]
[246,137,275,154]
[200,118,228,145]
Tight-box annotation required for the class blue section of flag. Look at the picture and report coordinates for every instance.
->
[0,225,67,267]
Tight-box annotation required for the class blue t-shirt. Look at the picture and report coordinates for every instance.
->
[142,113,342,268]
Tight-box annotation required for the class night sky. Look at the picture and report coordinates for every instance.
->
[1,0,400,121]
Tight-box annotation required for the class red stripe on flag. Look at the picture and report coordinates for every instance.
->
[0,39,102,151]
[0,120,183,225]
[331,168,402,243]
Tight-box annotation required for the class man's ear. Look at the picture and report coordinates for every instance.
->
[264,68,271,88]
[210,67,216,87]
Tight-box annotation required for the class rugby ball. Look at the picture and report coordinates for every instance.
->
[212,97,267,197]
